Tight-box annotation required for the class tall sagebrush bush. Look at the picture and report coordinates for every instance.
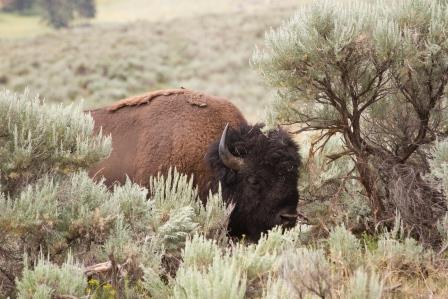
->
[253,0,448,244]
[0,89,110,294]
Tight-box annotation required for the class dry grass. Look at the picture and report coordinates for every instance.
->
[0,3,303,121]
[0,12,51,38]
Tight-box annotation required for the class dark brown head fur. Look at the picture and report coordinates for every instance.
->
[206,124,301,240]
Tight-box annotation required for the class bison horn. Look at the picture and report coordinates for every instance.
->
[219,123,244,171]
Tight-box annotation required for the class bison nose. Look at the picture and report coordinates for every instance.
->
[279,213,298,227]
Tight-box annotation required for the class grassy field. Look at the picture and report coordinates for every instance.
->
[0,1,302,121]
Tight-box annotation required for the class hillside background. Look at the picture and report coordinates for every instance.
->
[0,0,302,121]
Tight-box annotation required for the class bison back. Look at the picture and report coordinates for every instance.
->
[88,89,247,199]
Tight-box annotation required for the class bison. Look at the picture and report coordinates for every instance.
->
[88,88,301,240]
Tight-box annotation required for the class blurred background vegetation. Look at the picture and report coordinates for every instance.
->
[0,0,303,121]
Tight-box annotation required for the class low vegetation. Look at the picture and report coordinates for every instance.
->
[0,2,298,121]
[2,0,448,298]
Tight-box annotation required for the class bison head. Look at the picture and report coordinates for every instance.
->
[206,123,301,241]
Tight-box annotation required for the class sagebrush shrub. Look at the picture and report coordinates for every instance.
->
[253,0,448,243]
[16,252,86,299]
[0,89,111,194]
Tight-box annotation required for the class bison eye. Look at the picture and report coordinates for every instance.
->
[247,176,259,186]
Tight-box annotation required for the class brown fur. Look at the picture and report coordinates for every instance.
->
[88,89,247,199]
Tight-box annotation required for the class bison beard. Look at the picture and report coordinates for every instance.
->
[88,89,301,241]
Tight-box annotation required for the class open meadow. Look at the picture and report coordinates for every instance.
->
[0,0,300,121]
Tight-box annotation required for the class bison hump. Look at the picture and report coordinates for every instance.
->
[106,88,208,112]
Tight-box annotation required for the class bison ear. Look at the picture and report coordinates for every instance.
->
[219,123,244,171]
